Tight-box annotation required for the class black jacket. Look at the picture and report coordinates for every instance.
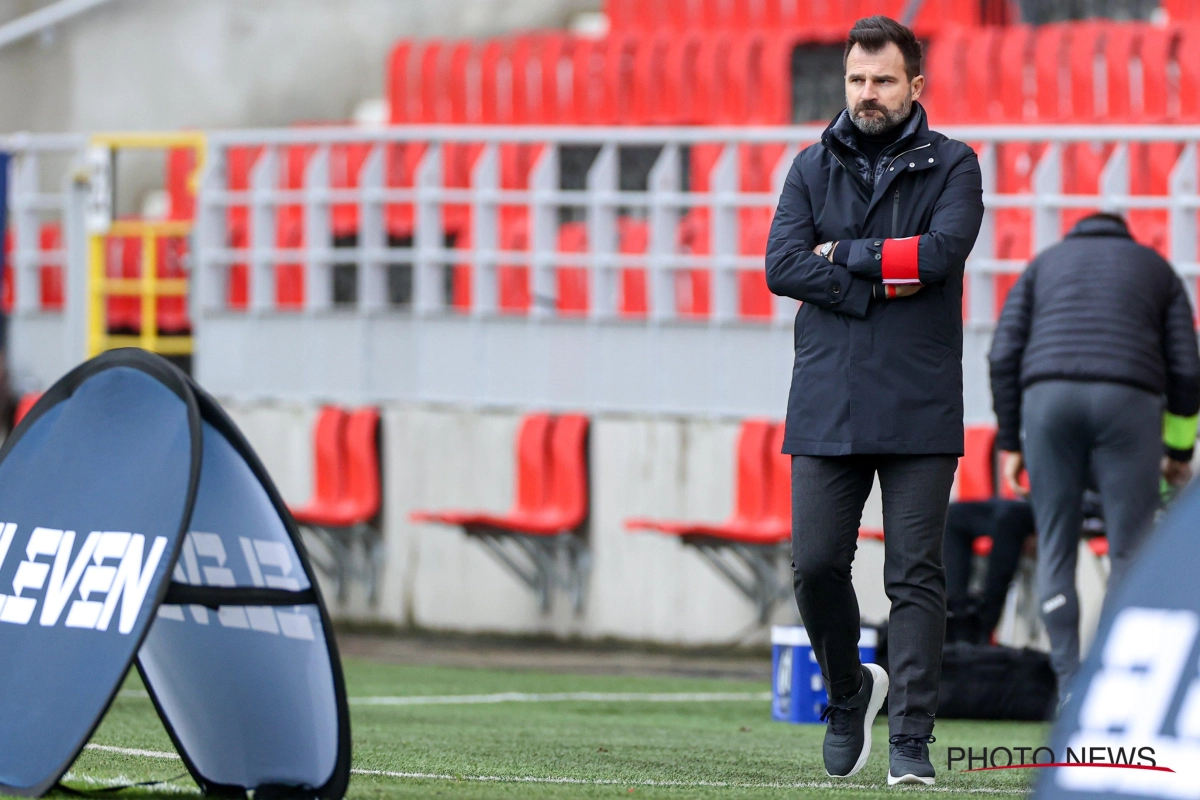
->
[988,215,1200,453]
[766,104,984,455]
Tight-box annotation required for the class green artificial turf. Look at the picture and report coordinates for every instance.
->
[27,657,1048,799]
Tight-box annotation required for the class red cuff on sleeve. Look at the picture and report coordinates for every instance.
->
[882,236,921,284]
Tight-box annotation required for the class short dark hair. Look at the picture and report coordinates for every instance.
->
[844,16,923,81]
[1080,211,1128,228]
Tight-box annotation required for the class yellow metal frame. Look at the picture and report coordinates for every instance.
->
[86,131,207,358]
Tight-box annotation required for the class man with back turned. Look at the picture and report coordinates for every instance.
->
[989,211,1200,706]
[765,16,984,785]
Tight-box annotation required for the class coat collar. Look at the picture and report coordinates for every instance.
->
[1065,215,1133,240]
[822,102,931,187]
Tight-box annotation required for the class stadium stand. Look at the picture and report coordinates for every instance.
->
[291,406,384,603]
[411,413,592,612]
[625,419,792,622]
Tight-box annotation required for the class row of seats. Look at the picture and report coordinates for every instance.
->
[402,411,1058,617]
[604,0,979,36]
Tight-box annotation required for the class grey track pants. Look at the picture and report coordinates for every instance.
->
[1022,380,1163,691]
[790,453,957,737]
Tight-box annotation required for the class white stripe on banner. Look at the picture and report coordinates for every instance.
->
[83,745,1028,794]
[349,691,772,706]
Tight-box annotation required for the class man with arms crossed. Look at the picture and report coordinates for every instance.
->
[766,16,984,785]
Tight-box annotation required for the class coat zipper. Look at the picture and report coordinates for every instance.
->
[892,188,900,237]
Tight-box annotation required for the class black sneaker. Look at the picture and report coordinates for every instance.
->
[888,733,936,786]
[820,663,889,778]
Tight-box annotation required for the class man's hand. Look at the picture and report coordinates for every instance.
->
[889,285,922,299]
[815,242,837,262]
[1163,456,1193,488]
[1000,450,1029,498]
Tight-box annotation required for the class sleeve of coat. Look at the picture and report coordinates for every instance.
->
[838,151,984,286]
[1162,273,1200,419]
[988,264,1036,453]
[765,157,872,319]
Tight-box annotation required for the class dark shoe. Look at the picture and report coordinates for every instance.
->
[821,663,889,778]
[888,733,936,786]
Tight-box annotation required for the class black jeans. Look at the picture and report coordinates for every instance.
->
[791,453,957,737]
[943,499,1035,640]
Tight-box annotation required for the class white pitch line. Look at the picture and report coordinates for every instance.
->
[351,768,1029,794]
[85,745,1029,794]
[86,744,182,760]
[350,691,772,706]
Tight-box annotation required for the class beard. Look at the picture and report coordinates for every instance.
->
[850,94,913,135]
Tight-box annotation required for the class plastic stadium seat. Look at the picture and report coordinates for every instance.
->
[625,419,782,544]
[738,208,774,319]
[104,231,142,333]
[412,413,589,536]
[38,223,64,311]
[1177,25,1200,122]
[957,425,998,503]
[291,407,380,528]
[556,221,589,315]
[920,25,971,123]
[543,414,590,534]
[962,27,1004,122]
[618,216,649,317]
[411,413,554,532]
[289,406,349,526]
[225,145,262,310]
[996,25,1034,122]
[498,213,532,313]
[676,209,713,318]
[290,406,382,602]
[13,392,42,427]
[1034,24,1071,122]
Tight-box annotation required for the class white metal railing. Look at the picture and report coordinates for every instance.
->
[9,125,1200,410]
[192,124,1200,332]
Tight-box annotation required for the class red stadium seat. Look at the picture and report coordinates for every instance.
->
[225,145,262,310]
[618,216,649,317]
[38,223,64,311]
[556,221,590,315]
[411,413,554,532]
[290,406,349,525]
[498,212,532,314]
[412,413,589,536]
[738,207,774,319]
[291,407,380,528]
[13,392,42,427]
[625,419,782,544]
[957,426,998,503]
[291,406,382,602]
[920,25,971,123]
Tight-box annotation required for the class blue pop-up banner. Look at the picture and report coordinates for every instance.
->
[0,349,350,798]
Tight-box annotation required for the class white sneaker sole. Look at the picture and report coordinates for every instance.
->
[888,772,936,786]
[827,663,889,779]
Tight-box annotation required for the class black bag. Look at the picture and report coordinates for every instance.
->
[936,641,1056,721]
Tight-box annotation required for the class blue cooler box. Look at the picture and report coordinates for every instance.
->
[771,625,878,724]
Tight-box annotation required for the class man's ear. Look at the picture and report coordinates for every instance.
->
[911,74,925,101]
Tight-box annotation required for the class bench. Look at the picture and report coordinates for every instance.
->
[625,419,792,623]
[411,413,591,612]
[290,405,383,604]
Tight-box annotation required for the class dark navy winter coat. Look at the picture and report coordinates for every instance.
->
[988,214,1200,454]
[766,103,984,456]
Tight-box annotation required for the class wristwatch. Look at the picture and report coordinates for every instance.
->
[817,241,836,261]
